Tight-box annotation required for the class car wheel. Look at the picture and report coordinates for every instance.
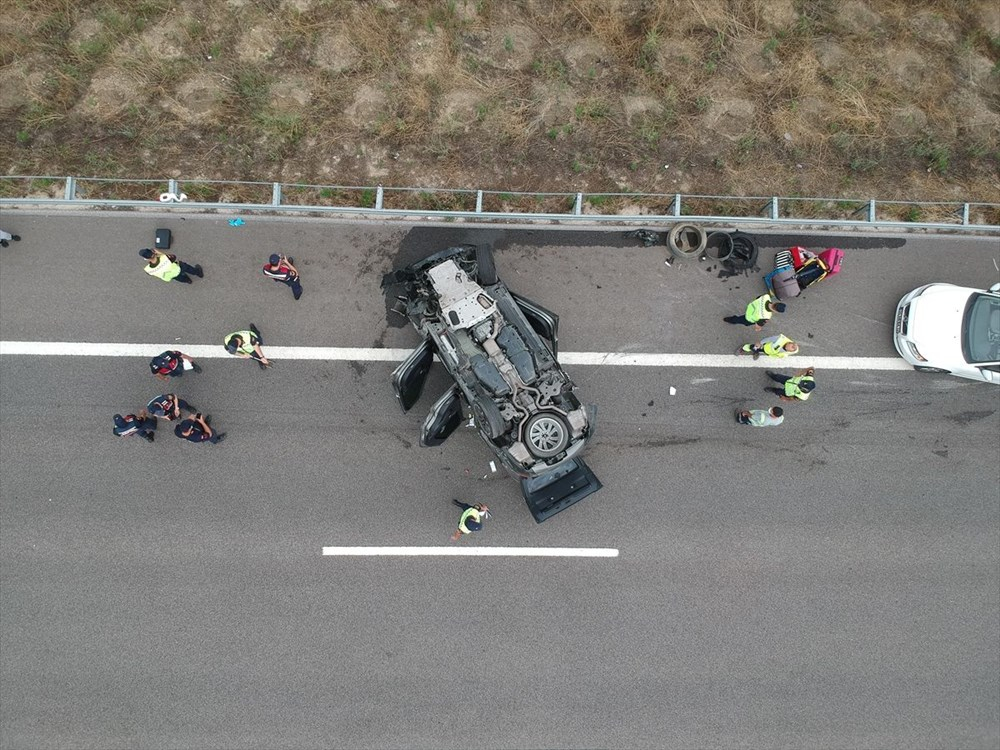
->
[471,391,506,439]
[475,245,498,286]
[914,366,950,374]
[524,412,571,459]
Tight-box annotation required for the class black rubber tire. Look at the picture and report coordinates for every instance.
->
[471,388,506,439]
[914,366,950,374]
[475,244,498,286]
[724,232,759,270]
[705,232,733,261]
[523,412,571,459]
[667,224,707,260]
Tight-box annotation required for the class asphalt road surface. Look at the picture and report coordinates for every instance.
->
[1,211,998,750]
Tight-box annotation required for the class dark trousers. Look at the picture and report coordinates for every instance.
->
[766,371,790,397]
[173,261,200,284]
[281,276,303,300]
[136,416,157,441]
[724,315,756,326]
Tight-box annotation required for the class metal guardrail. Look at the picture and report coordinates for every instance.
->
[2,175,998,232]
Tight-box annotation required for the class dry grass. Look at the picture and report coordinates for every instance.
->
[1,0,997,204]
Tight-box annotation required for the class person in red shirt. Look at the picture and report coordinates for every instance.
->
[263,253,302,300]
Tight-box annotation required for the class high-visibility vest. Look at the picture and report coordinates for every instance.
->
[762,334,794,358]
[144,253,181,281]
[745,294,772,323]
[785,375,815,400]
[458,507,482,534]
[225,331,256,355]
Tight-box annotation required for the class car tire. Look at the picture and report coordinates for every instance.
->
[523,412,571,459]
[667,224,707,261]
[471,390,506,439]
[914,366,950,374]
[476,245,498,286]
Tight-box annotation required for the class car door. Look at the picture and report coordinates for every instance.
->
[391,339,435,412]
[511,292,560,355]
[420,385,464,447]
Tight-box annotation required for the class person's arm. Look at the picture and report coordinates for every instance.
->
[194,413,213,437]
[283,257,299,275]
[180,353,194,364]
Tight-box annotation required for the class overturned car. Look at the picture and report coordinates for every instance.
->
[381,245,601,522]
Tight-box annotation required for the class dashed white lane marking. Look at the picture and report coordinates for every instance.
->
[322,546,619,557]
[0,341,911,370]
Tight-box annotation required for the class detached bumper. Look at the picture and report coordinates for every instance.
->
[521,458,602,523]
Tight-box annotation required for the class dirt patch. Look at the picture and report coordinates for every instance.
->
[1,0,998,204]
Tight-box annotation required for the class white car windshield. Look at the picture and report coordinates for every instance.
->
[963,293,1000,364]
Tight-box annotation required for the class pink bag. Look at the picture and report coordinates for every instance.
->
[819,248,844,276]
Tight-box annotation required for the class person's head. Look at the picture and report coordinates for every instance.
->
[770,407,784,417]
[139,248,155,260]
[800,379,816,393]
[268,253,281,265]
[769,302,787,313]
[225,336,242,354]
[784,342,799,353]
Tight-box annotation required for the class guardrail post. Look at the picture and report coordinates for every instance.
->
[64,177,76,200]
[168,178,178,197]
[476,190,483,213]
[962,203,969,226]
[375,185,383,211]
[574,193,583,215]
[771,197,779,220]
[673,194,681,217]
[868,199,876,223]
[272,183,281,207]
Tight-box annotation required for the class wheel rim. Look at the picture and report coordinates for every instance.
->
[527,415,566,455]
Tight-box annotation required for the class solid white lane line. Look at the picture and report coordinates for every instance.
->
[0,340,910,370]
[321,546,619,557]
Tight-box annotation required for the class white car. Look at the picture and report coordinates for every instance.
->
[893,282,1000,384]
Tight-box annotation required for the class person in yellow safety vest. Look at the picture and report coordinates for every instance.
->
[224,323,271,369]
[450,499,490,541]
[740,334,798,360]
[766,367,816,401]
[724,293,786,331]
[139,248,203,284]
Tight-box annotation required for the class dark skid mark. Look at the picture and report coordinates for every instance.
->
[349,360,367,378]
[946,410,995,426]
[932,449,949,459]
[750,233,906,250]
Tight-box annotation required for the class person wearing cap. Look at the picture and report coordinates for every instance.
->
[150,350,200,380]
[741,334,798,360]
[766,367,817,401]
[725,292,786,331]
[174,412,225,444]
[450,499,490,541]
[224,324,270,368]
[113,411,157,442]
[139,247,202,284]
[736,406,784,426]
[146,393,194,422]
[263,253,302,300]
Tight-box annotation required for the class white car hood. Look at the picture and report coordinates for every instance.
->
[908,285,971,363]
